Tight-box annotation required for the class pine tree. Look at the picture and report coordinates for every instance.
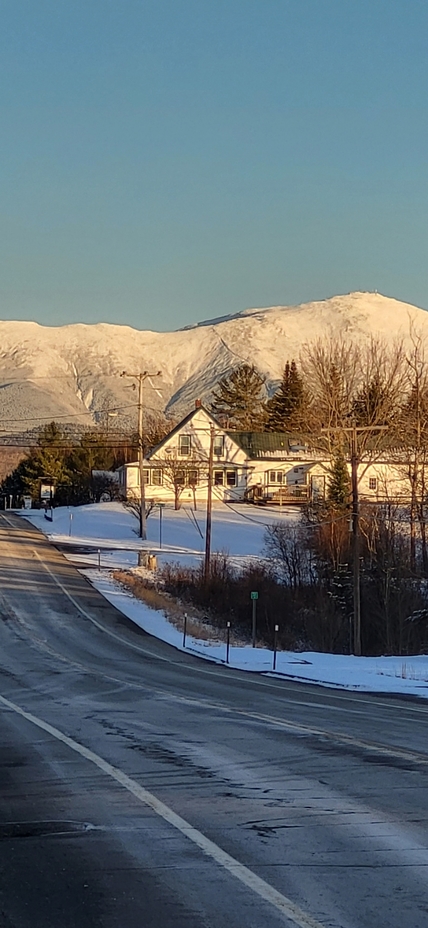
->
[20,422,74,502]
[327,450,350,509]
[210,364,266,430]
[352,374,393,427]
[265,360,305,431]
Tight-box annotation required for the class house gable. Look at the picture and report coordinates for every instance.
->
[147,405,247,466]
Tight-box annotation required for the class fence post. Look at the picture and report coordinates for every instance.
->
[97,548,101,570]
[159,502,165,548]
[273,625,279,671]
[251,592,258,648]
[182,612,188,649]
[226,621,231,664]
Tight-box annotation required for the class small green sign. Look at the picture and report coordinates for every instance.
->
[251,591,259,600]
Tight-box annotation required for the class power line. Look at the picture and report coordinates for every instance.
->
[0,402,139,424]
[120,370,162,541]
[210,487,298,526]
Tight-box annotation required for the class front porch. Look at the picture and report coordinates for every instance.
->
[246,485,310,505]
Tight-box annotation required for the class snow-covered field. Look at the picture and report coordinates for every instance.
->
[20,501,428,699]
[25,500,290,570]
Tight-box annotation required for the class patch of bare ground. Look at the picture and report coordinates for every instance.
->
[112,569,229,643]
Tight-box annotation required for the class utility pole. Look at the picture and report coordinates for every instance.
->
[120,370,161,540]
[322,424,388,657]
[350,424,361,656]
[204,425,215,579]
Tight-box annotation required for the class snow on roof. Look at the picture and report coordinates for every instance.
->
[228,431,309,459]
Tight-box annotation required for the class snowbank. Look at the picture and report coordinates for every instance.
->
[19,502,428,699]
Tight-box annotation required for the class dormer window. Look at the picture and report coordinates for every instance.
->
[179,434,191,456]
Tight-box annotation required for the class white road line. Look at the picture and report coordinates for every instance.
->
[0,693,326,928]
[33,549,428,765]
[171,695,428,765]
[0,516,419,759]
[33,549,172,664]
[2,513,423,719]
[31,543,428,717]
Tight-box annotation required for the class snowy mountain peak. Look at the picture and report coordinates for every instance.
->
[0,291,426,430]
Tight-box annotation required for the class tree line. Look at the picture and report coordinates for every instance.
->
[0,422,131,506]
[0,412,175,507]
[210,359,304,431]
[212,328,428,552]
[5,325,428,512]
[210,332,423,441]
[203,328,428,655]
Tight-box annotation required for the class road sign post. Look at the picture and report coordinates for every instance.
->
[273,624,279,670]
[226,621,231,664]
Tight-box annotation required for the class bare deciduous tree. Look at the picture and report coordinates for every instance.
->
[394,325,428,570]
[352,337,405,437]
[144,413,178,453]
[124,497,157,526]
[299,335,405,455]
[264,521,312,589]
[298,337,360,448]
[155,455,207,510]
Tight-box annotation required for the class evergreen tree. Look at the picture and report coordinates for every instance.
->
[210,364,266,430]
[66,429,118,503]
[352,374,394,427]
[1,459,30,505]
[20,422,74,502]
[327,450,350,508]
[265,360,305,431]
[0,421,132,506]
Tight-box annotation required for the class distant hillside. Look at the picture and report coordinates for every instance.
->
[0,292,425,430]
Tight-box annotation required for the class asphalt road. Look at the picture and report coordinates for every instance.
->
[1,513,428,927]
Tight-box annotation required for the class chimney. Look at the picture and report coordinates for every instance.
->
[195,399,202,408]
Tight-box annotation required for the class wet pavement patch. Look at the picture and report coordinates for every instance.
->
[0,820,95,839]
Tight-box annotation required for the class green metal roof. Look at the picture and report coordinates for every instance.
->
[227,431,307,459]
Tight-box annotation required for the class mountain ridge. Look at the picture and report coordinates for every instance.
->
[0,291,426,430]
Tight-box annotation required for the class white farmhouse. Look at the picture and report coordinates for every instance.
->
[117,404,328,506]
[117,403,416,507]
[117,404,249,506]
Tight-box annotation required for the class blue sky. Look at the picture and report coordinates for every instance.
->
[1,0,427,329]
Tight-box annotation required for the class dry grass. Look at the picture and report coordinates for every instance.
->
[112,569,224,642]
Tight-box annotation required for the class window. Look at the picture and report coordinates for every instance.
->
[369,477,377,490]
[152,469,163,486]
[137,469,150,486]
[179,434,191,456]
[175,470,186,486]
[226,471,236,487]
[268,470,283,484]
[188,469,198,486]
[213,435,224,456]
[214,470,224,486]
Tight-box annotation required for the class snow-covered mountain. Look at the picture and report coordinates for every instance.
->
[0,291,425,430]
